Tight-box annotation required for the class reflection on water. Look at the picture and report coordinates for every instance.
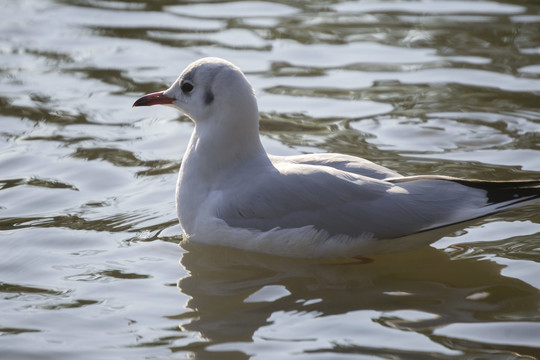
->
[1,0,540,358]
[178,242,540,358]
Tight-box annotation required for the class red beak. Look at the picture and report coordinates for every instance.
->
[132,91,175,107]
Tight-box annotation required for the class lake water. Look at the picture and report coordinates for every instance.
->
[1,0,540,359]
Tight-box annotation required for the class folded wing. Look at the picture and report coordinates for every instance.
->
[216,163,532,240]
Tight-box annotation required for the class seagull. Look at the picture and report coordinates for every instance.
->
[133,57,539,258]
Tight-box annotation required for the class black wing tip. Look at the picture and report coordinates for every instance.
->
[451,179,540,206]
[389,175,540,207]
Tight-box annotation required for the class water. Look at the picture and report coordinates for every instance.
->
[1,0,540,358]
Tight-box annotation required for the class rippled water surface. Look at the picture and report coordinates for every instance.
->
[2,0,540,359]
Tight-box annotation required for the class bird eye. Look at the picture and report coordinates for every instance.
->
[181,82,194,93]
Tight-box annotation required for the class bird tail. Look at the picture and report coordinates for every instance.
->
[450,178,540,210]
[389,175,540,210]
[385,175,539,238]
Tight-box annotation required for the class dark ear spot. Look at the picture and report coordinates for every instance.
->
[204,90,214,105]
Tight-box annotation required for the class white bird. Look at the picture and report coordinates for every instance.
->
[133,57,539,258]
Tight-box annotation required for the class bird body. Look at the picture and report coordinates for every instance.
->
[134,57,539,258]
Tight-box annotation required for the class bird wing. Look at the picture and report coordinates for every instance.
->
[269,153,402,180]
[216,163,489,239]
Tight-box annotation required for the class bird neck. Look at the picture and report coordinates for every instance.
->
[181,114,268,183]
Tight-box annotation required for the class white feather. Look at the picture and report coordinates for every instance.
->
[133,57,539,258]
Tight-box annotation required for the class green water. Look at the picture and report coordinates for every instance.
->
[1,0,540,359]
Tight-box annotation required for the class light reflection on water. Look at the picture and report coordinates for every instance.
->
[1,0,540,359]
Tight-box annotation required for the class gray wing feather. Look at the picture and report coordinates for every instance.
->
[269,153,402,180]
[218,164,487,239]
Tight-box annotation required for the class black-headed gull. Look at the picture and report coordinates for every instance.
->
[133,57,539,258]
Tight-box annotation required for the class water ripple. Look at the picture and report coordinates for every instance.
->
[1,0,540,359]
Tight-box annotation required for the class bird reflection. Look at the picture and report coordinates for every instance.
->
[175,232,540,359]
